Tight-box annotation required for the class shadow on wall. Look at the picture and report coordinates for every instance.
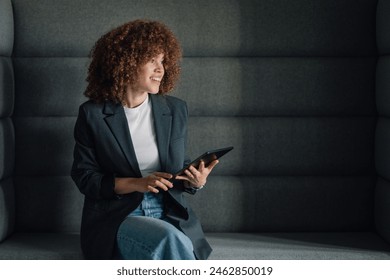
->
[12,57,88,233]
[237,0,377,234]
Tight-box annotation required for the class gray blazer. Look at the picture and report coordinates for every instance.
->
[71,94,212,259]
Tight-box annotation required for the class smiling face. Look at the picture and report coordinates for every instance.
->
[132,53,165,95]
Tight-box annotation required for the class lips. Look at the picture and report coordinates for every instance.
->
[150,77,162,82]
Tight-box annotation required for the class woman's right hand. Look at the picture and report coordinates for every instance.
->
[114,172,173,194]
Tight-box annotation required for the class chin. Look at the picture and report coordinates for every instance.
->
[149,88,160,94]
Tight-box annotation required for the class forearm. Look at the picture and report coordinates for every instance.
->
[71,167,115,200]
[114,177,142,194]
[115,172,174,194]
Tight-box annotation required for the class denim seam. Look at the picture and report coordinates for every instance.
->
[117,233,158,258]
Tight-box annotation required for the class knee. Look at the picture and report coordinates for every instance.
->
[166,230,193,248]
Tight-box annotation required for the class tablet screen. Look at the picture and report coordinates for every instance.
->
[173,146,233,178]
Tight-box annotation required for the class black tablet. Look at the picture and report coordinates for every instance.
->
[173,146,234,178]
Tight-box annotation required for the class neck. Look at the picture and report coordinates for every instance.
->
[123,88,148,108]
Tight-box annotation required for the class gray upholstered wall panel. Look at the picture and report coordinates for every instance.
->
[377,0,390,55]
[188,176,374,232]
[0,0,14,243]
[0,118,15,242]
[14,176,83,232]
[376,57,390,117]
[376,118,390,182]
[376,0,390,245]
[14,174,374,232]
[0,118,15,180]
[13,117,375,177]
[375,178,390,242]
[0,58,14,118]
[176,58,376,117]
[9,0,378,236]
[187,117,375,176]
[12,112,375,231]
[13,117,75,176]
[13,58,87,117]
[0,0,14,56]
[13,57,376,117]
[0,178,15,240]
[12,0,376,57]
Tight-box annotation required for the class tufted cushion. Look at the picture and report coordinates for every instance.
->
[0,58,14,118]
[10,0,378,234]
[376,0,390,244]
[191,176,374,232]
[2,0,390,260]
[377,0,390,55]
[176,58,376,116]
[0,178,15,241]
[0,0,14,56]
[376,119,390,181]
[375,178,390,241]
[11,0,376,57]
[376,57,390,117]
[0,0,14,242]
[0,119,14,180]
[14,177,83,232]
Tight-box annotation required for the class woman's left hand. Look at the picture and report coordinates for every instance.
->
[175,159,219,188]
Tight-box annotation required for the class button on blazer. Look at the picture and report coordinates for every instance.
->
[71,94,212,259]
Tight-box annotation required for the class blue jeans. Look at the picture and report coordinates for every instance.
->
[114,192,195,260]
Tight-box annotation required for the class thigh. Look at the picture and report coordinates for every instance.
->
[115,216,194,260]
[118,216,180,241]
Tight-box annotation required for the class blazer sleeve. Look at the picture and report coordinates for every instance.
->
[173,101,199,195]
[71,104,116,200]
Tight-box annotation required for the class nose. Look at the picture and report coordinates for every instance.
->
[155,62,163,71]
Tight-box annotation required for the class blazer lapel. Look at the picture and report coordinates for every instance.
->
[103,102,142,177]
[150,94,172,172]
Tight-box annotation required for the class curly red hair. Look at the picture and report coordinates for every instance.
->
[84,19,182,103]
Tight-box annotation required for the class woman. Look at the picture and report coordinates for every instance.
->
[71,19,218,260]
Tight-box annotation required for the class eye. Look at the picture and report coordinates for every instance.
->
[149,57,164,65]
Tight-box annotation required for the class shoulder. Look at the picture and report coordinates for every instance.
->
[164,94,186,105]
[150,94,188,115]
[165,96,189,121]
[78,100,120,116]
[163,95,188,115]
[78,100,104,112]
[163,95,187,109]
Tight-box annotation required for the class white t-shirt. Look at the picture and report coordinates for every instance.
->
[124,95,161,177]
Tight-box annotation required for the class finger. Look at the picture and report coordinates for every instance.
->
[153,179,169,191]
[199,160,205,171]
[157,177,173,189]
[175,175,190,182]
[207,159,219,171]
[188,165,201,176]
[185,169,196,179]
[153,172,173,179]
[161,178,174,188]
[147,185,159,193]
[155,175,175,189]
[184,170,197,184]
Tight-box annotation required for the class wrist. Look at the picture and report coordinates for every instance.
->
[184,181,205,190]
